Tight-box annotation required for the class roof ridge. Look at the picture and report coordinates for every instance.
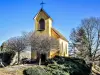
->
[52,27,68,42]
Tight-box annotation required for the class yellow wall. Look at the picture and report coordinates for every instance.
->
[31,9,69,59]
[31,51,37,60]
[49,49,59,58]
[34,11,52,36]
[59,38,69,57]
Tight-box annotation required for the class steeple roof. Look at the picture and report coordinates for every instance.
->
[34,8,53,21]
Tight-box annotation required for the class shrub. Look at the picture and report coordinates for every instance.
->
[23,66,51,75]
[0,51,15,66]
[45,56,90,75]
[23,56,90,75]
[45,64,69,75]
[21,58,31,64]
[23,65,69,75]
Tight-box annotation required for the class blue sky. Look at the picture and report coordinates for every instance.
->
[0,0,100,45]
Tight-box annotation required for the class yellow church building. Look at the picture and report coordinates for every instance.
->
[31,8,69,60]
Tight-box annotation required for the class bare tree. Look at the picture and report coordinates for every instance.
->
[70,17,100,65]
[30,34,59,65]
[21,31,33,45]
[82,17,100,62]
[6,36,26,64]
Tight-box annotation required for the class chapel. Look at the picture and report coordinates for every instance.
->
[31,8,69,61]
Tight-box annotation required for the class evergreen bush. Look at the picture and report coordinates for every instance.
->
[0,51,15,66]
[23,66,51,75]
[23,56,91,75]
[45,56,90,75]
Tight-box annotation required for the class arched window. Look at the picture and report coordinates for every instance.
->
[39,18,45,30]
[61,42,63,52]
[62,42,63,51]
[65,44,67,54]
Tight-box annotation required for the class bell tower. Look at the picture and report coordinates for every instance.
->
[34,8,53,36]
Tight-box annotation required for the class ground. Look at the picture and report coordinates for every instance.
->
[0,64,36,75]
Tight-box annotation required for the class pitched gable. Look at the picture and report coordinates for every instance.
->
[51,28,68,42]
[34,8,53,21]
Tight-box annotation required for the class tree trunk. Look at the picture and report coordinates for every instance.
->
[0,59,5,67]
[88,55,93,75]
[10,53,17,65]
[39,58,41,65]
[37,52,41,65]
[18,51,20,65]
[99,59,100,67]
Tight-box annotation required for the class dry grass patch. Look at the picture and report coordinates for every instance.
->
[0,64,36,75]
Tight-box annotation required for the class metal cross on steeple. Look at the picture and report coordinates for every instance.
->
[40,1,45,8]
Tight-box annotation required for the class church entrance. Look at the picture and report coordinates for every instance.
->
[41,54,46,62]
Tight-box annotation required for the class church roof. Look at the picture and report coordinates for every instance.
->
[51,28,68,42]
[34,8,53,21]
